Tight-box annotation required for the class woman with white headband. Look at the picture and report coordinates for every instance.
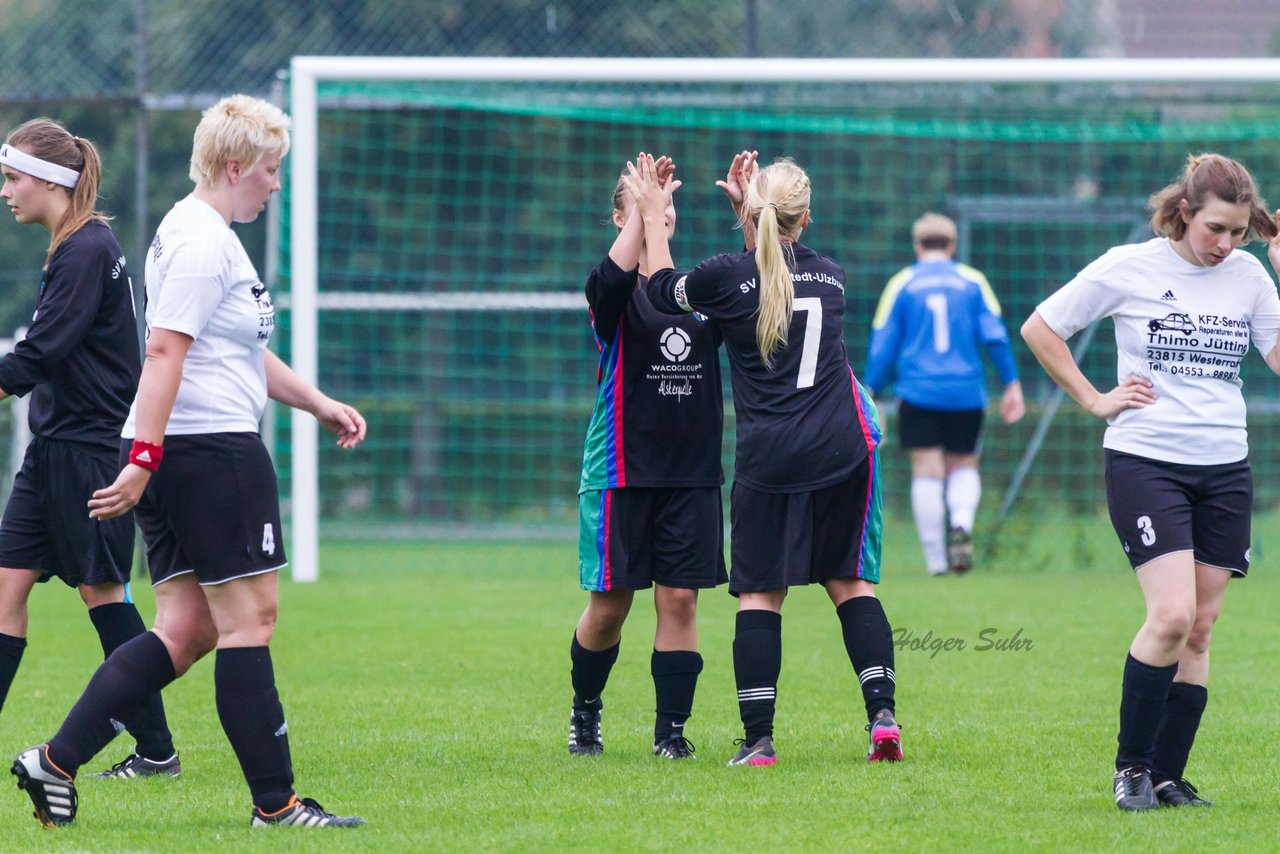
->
[0,119,182,779]
[11,95,366,830]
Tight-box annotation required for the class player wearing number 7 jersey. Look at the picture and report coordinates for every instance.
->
[864,213,1023,576]
[629,155,903,767]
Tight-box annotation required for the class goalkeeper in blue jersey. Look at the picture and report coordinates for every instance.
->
[865,213,1024,575]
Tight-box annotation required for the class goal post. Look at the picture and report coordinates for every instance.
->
[285,56,1280,581]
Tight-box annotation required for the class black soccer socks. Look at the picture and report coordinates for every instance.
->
[836,595,897,719]
[0,631,26,714]
[570,634,619,712]
[88,602,176,762]
[734,609,782,744]
[48,631,176,777]
[1152,681,1208,783]
[214,646,295,814]
[651,650,702,743]
[1116,653,1177,771]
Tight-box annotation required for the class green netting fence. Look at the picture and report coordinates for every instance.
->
[274,76,1280,537]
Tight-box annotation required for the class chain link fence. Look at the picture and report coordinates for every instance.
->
[4,1,1280,104]
[3,0,1280,526]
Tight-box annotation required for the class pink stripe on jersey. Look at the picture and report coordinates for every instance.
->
[610,331,626,485]
[601,489,614,590]
[848,367,878,454]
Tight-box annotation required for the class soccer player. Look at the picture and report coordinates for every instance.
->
[11,95,367,829]
[568,153,745,760]
[1022,154,1280,810]
[865,213,1024,575]
[629,154,903,766]
[0,119,181,779]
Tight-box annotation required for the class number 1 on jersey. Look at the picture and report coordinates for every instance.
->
[794,297,822,388]
[925,292,950,353]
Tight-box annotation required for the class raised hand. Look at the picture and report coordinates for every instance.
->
[654,155,675,188]
[715,149,758,213]
[624,152,681,223]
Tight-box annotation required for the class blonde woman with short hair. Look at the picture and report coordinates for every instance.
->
[13,95,367,829]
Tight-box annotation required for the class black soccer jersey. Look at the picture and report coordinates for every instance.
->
[579,255,724,491]
[646,244,875,493]
[0,221,140,450]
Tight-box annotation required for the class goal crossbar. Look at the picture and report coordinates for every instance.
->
[287,56,1280,581]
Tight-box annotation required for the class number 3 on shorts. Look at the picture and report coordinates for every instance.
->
[262,523,276,556]
[1136,515,1156,547]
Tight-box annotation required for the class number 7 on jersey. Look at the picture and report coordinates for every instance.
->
[793,297,822,389]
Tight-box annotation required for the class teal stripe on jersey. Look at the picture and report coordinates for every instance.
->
[853,378,883,584]
[579,331,624,492]
[577,490,608,591]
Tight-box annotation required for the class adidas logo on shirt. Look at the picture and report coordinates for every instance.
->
[1160,290,1177,301]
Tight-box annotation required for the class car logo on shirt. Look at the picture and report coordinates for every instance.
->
[1147,312,1194,335]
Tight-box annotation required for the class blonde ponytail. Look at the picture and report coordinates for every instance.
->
[747,159,811,368]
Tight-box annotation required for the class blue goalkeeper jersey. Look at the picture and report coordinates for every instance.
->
[864,259,1017,410]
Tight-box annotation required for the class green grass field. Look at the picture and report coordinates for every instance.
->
[2,517,1278,852]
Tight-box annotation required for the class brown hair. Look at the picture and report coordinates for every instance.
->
[747,158,811,368]
[1148,153,1276,242]
[5,118,107,266]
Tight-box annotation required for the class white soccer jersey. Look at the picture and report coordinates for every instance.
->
[123,196,275,437]
[1037,237,1280,465]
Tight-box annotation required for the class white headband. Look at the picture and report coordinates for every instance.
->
[0,144,80,189]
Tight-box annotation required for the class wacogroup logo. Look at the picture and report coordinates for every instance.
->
[660,327,692,363]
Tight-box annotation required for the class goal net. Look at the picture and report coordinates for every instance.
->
[279,57,1280,578]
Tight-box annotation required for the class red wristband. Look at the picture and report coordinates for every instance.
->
[129,440,163,472]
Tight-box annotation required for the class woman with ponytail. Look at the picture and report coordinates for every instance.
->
[631,154,905,767]
[565,153,732,762]
[1023,153,1280,811]
[0,120,182,781]
[11,96,366,830]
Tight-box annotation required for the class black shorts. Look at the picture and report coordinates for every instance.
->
[578,486,726,592]
[0,438,134,588]
[729,455,881,593]
[1104,450,1251,576]
[130,433,287,586]
[897,400,984,454]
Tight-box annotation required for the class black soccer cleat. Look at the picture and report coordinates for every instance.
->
[652,734,696,760]
[250,794,366,827]
[1114,765,1158,811]
[947,526,973,574]
[1154,778,1213,807]
[88,752,181,779]
[568,708,603,756]
[12,745,78,827]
